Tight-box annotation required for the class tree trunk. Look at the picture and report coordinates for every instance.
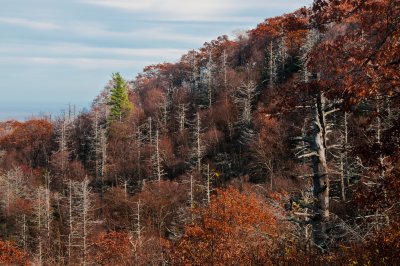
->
[310,92,330,249]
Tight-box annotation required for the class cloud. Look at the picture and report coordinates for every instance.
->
[0,42,187,60]
[84,0,230,20]
[83,0,311,21]
[0,17,59,30]
[68,24,215,44]
[230,0,311,10]
[0,56,156,70]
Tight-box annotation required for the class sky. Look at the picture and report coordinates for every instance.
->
[0,0,312,121]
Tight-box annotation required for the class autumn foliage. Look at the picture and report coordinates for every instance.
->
[0,240,30,266]
[0,0,399,265]
[171,188,280,265]
[0,119,52,168]
[89,231,133,266]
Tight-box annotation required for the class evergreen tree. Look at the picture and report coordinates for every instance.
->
[108,72,132,121]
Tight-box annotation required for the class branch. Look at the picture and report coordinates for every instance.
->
[298,152,319,159]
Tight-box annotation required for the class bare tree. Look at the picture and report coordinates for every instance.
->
[292,89,341,250]
[277,31,288,73]
[372,95,394,180]
[300,28,320,83]
[57,116,70,178]
[92,111,108,181]
[136,123,146,184]
[158,92,171,130]
[191,112,205,173]
[0,168,28,217]
[222,49,228,89]
[189,50,199,93]
[205,164,213,205]
[235,80,258,125]
[34,174,52,265]
[206,51,215,107]
[176,103,189,132]
[266,41,278,88]
[148,117,153,146]
[67,177,96,266]
[35,188,44,266]
[0,168,32,247]
[235,80,258,145]
[339,111,350,201]
[153,130,165,182]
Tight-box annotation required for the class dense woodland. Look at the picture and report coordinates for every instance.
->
[0,0,399,265]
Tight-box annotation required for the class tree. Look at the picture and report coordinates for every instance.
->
[176,103,189,132]
[311,0,399,102]
[191,112,204,173]
[266,41,278,88]
[0,120,52,168]
[34,173,53,264]
[235,80,258,145]
[108,72,132,121]
[67,177,96,266]
[52,114,73,181]
[171,187,279,265]
[152,130,165,182]
[0,167,33,252]
[89,231,133,265]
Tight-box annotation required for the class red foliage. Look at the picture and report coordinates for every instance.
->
[171,187,280,265]
[0,240,30,265]
[0,120,52,149]
[90,231,133,266]
[7,198,33,217]
[0,120,22,138]
[329,221,400,265]
[311,0,399,104]
[0,119,52,168]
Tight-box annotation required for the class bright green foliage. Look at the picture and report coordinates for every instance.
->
[108,72,132,121]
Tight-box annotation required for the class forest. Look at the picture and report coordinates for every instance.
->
[0,0,399,265]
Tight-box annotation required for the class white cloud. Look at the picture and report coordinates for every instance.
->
[0,42,187,60]
[0,17,59,30]
[83,0,311,21]
[230,0,311,10]
[84,0,230,20]
[68,24,214,44]
[0,56,154,70]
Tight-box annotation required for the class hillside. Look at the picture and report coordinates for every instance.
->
[0,0,399,264]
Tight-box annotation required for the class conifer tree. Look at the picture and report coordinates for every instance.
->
[108,72,132,121]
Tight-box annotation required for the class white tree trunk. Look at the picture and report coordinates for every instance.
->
[310,92,330,249]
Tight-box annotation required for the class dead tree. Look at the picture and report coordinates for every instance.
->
[92,111,108,181]
[235,80,258,145]
[293,91,333,249]
[67,177,96,266]
[152,130,165,182]
[266,41,278,89]
[35,175,52,265]
[206,51,215,107]
[292,28,336,249]
[191,111,205,173]
[222,49,228,89]
[176,103,189,132]
[300,28,320,83]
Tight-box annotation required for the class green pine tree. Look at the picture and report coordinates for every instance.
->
[108,72,132,121]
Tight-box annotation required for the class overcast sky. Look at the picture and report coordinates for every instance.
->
[0,0,312,120]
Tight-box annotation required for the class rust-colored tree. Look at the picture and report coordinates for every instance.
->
[0,119,52,168]
[171,187,279,265]
[89,231,133,266]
